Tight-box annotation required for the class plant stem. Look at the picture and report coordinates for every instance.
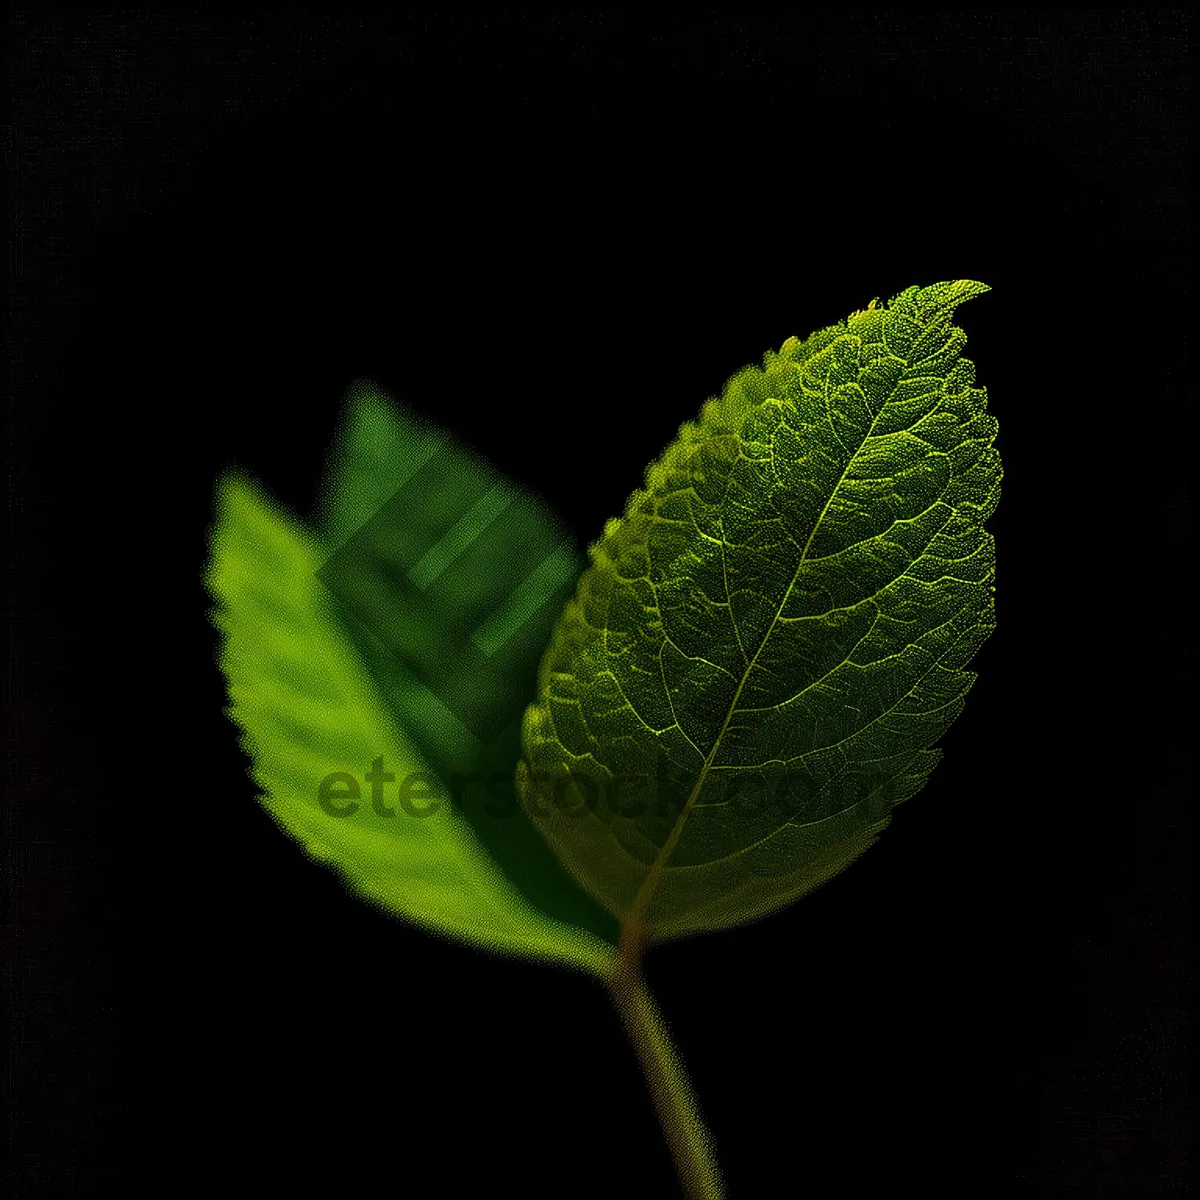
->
[607,927,725,1200]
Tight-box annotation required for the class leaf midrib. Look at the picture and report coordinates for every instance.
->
[624,365,892,934]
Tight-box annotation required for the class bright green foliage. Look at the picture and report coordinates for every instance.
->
[205,396,617,973]
[518,281,1001,941]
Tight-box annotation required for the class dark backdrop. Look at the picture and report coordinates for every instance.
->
[6,11,1190,1198]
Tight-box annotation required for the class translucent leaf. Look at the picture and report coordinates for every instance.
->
[518,280,1001,941]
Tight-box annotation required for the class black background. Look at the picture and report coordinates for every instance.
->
[6,11,1190,1198]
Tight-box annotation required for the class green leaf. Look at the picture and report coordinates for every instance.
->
[314,377,447,547]
[518,280,1001,942]
[205,468,616,973]
[311,384,620,948]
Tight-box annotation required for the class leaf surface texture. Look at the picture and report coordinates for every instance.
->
[518,281,1001,940]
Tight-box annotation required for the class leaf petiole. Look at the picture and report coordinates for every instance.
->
[607,929,725,1200]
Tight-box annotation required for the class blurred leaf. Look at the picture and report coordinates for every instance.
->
[206,470,615,972]
[313,384,620,946]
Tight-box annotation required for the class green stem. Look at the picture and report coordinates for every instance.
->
[607,928,725,1200]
